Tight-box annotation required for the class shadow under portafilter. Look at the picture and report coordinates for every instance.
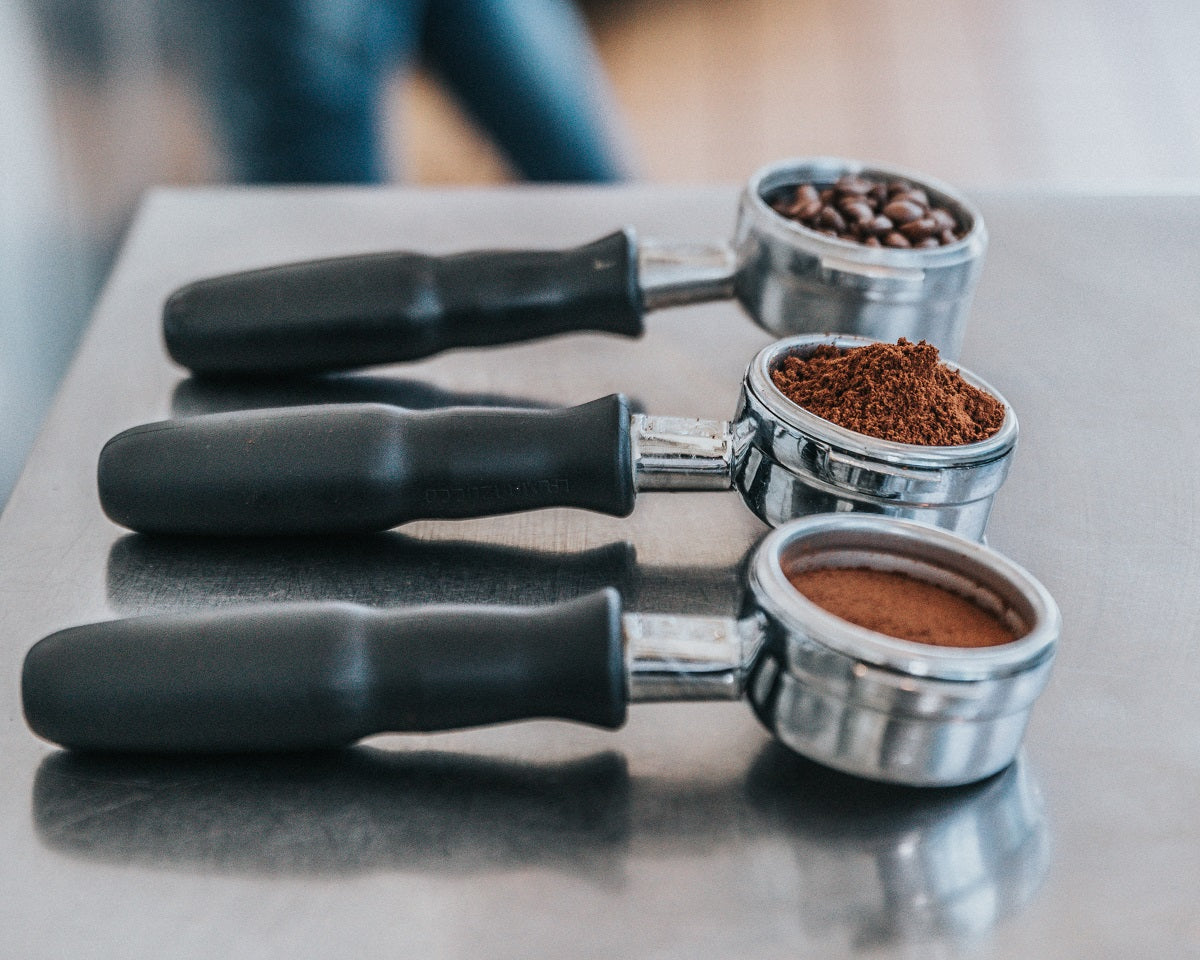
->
[171,374,557,417]
[105,533,744,615]
[33,748,632,877]
[171,375,647,418]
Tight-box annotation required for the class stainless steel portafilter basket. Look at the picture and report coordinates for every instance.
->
[161,157,986,375]
[733,334,1018,539]
[23,516,1059,787]
[745,516,1059,786]
[98,335,1016,542]
[732,158,987,359]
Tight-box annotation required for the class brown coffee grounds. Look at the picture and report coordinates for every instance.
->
[770,339,1005,445]
[788,566,1017,648]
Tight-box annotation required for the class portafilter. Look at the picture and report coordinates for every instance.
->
[99,336,1017,542]
[163,158,986,375]
[23,516,1059,787]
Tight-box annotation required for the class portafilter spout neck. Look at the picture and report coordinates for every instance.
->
[629,414,735,492]
[623,612,765,703]
[637,238,738,311]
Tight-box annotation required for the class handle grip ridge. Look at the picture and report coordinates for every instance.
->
[163,230,644,375]
[22,591,627,753]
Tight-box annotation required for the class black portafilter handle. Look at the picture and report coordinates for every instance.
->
[163,230,644,375]
[98,395,635,536]
[22,591,626,753]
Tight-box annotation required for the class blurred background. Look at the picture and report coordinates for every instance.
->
[2,0,1198,505]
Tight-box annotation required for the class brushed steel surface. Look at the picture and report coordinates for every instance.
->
[1,186,1198,959]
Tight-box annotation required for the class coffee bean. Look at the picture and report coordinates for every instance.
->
[864,235,882,247]
[835,175,873,196]
[899,217,938,242]
[916,237,940,248]
[870,214,894,234]
[797,183,820,204]
[883,231,912,248]
[841,200,875,224]
[940,228,958,245]
[930,208,957,232]
[795,199,823,219]
[882,199,924,224]
[817,207,847,231]
[890,191,930,215]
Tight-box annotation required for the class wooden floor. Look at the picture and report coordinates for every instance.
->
[405,0,1200,188]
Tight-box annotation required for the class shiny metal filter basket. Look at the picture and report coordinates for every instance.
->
[745,516,1060,787]
[732,334,1018,541]
[733,157,988,359]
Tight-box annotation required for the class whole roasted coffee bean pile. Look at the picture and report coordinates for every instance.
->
[766,175,965,248]
[770,338,1005,445]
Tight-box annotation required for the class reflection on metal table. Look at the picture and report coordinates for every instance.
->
[2,185,1198,959]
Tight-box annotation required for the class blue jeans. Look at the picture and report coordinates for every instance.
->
[194,0,632,183]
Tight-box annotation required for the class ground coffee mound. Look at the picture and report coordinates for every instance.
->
[770,339,1005,445]
[788,566,1017,648]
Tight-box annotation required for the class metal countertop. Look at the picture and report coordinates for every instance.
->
[1,185,1197,959]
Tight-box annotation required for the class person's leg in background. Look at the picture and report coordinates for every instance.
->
[185,0,415,182]
[176,0,633,183]
[421,0,635,182]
